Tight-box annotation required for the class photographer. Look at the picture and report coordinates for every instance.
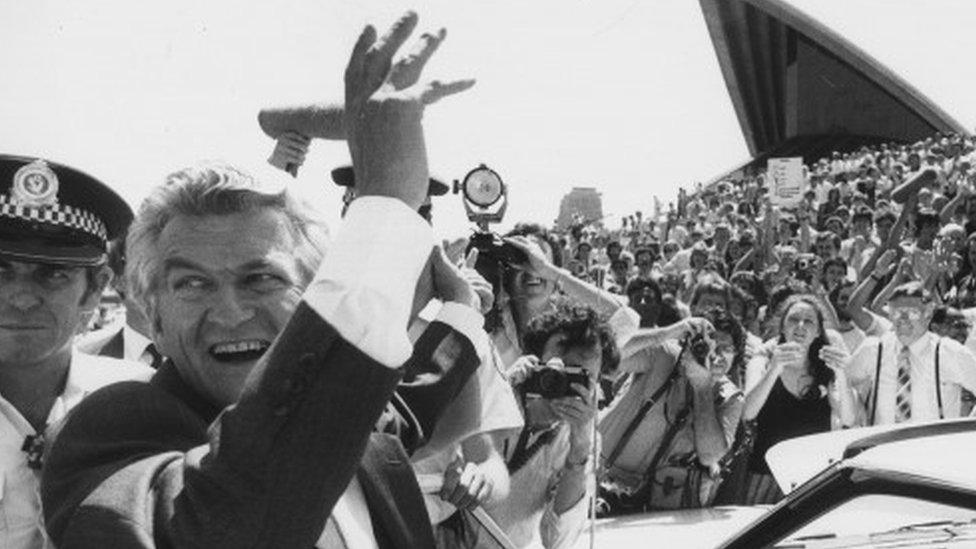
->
[598,309,743,514]
[479,301,618,549]
[490,224,638,370]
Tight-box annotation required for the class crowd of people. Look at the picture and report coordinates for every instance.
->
[557,131,976,511]
[2,10,976,549]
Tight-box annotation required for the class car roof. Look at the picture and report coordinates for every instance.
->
[845,430,976,491]
[767,419,976,494]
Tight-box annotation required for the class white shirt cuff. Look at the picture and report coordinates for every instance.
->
[304,196,433,368]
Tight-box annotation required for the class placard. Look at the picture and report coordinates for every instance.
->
[767,157,805,207]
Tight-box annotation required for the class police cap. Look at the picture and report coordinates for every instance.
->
[0,155,132,266]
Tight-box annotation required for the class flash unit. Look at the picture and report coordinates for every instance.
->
[455,164,508,229]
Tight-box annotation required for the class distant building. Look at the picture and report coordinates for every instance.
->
[556,187,603,231]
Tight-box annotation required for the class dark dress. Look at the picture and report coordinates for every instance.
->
[749,378,831,475]
[736,377,831,505]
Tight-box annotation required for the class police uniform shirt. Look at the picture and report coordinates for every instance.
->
[850,331,976,425]
[0,352,152,549]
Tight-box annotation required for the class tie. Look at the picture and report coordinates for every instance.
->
[146,343,164,370]
[895,346,912,423]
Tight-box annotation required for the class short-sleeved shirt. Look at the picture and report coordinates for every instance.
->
[849,331,976,425]
[0,352,152,549]
[598,343,743,493]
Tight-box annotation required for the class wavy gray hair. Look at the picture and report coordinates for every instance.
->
[125,162,329,319]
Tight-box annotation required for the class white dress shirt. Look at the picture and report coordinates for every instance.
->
[121,325,157,366]
[850,331,976,425]
[304,197,433,549]
[0,352,152,549]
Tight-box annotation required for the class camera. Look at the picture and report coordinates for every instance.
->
[682,331,711,365]
[455,164,527,291]
[522,359,590,400]
[794,253,819,283]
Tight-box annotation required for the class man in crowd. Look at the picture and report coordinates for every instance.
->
[42,12,482,548]
[0,155,152,549]
[849,283,976,425]
[74,233,160,367]
[598,309,742,512]
[484,301,618,548]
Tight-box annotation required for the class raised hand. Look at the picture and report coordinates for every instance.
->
[873,248,898,278]
[551,382,597,455]
[818,344,851,378]
[895,256,915,282]
[771,341,804,372]
[430,245,479,311]
[503,235,557,280]
[344,12,475,210]
[506,355,540,386]
[457,248,494,314]
[267,131,312,174]
[439,458,494,510]
[670,316,715,342]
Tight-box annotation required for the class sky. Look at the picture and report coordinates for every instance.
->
[1,1,975,239]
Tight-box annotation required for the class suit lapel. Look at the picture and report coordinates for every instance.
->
[357,433,435,549]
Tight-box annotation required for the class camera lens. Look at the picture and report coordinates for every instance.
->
[537,369,568,397]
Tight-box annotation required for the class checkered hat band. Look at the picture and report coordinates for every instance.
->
[0,194,108,242]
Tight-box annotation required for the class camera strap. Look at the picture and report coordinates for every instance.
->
[637,387,694,502]
[506,422,559,473]
[604,363,683,470]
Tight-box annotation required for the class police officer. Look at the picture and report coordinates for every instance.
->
[0,155,152,549]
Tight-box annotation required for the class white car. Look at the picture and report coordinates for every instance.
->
[572,419,976,548]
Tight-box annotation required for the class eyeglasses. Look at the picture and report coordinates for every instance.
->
[889,308,925,322]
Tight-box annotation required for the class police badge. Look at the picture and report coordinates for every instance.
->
[11,159,59,207]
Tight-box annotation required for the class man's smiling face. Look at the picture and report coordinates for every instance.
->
[151,209,305,407]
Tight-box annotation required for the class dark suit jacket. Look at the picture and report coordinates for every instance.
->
[43,302,479,548]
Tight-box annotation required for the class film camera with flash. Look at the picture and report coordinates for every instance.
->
[455,164,527,296]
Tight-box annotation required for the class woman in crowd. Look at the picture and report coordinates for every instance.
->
[740,295,858,504]
[492,223,638,369]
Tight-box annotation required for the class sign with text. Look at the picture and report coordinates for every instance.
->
[768,157,805,208]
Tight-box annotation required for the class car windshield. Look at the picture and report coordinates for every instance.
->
[775,495,976,548]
